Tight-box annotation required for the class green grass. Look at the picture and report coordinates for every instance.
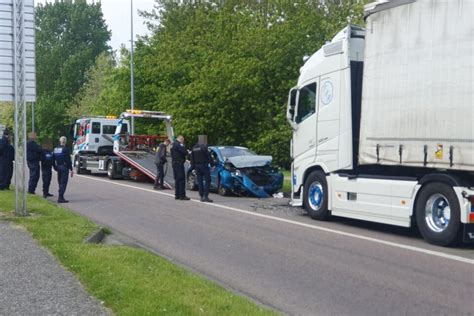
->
[0,191,275,316]
[282,170,291,194]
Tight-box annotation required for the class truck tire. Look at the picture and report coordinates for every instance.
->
[107,160,118,180]
[74,156,84,175]
[187,171,198,191]
[303,171,330,220]
[415,182,461,246]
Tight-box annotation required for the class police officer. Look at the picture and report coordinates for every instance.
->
[41,144,54,198]
[4,134,14,190]
[190,140,213,203]
[170,135,190,200]
[0,128,14,190]
[27,132,43,194]
[53,136,73,203]
[154,138,170,190]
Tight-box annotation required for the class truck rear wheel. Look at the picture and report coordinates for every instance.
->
[303,171,330,220]
[75,156,84,175]
[415,183,461,246]
[107,160,118,180]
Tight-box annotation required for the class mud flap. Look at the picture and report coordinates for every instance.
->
[241,175,270,198]
[463,224,474,243]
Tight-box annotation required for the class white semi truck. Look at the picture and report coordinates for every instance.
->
[287,0,474,246]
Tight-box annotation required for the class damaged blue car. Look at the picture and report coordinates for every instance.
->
[187,146,283,198]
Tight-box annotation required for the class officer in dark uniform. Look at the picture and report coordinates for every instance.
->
[4,135,14,190]
[190,141,213,203]
[0,128,14,190]
[154,138,170,190]
[27,132,43,194]
[170,135,190,200]
[41,144,54,198]
[53,136,73,203]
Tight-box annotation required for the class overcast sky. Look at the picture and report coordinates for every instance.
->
[36,0,158,52]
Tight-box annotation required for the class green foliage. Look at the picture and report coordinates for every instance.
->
[0,190,275,315]
[37,0,365,167]
[131,0,365,167]
[35,1,111,141]
[0,102,14,130]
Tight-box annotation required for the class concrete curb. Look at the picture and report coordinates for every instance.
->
[84,227,107,244]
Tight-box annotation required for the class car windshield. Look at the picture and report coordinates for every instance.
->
[219,147,255,158]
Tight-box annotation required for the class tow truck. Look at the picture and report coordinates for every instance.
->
[73,110,175,187]
[72,115,129,175]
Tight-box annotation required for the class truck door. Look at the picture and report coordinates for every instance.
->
[292,81,318,159]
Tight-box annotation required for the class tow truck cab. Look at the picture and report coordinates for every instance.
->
[73,117,129,156]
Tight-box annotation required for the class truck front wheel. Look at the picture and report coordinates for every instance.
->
[415,183,461,246]
[303,171,330,220]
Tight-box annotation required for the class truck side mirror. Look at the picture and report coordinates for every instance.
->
[286,88,297,130]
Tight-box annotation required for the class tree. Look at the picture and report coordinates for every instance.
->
[35,1,111,141]
[134,0,366,167]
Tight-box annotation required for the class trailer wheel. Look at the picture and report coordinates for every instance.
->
[107,160,118,180]
[415,183,461,246]
[187,171,198,191]
[303,171,330,220]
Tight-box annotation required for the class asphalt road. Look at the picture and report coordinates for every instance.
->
[46,173,474,315]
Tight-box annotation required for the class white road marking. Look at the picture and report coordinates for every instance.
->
[77,175,474,265]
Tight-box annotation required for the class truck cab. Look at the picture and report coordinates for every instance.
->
[287,25,365,202]
[73,117,129,157]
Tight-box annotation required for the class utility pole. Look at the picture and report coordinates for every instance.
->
[31,102,34,133]
[13,0,28,216]
[130,0,135,135]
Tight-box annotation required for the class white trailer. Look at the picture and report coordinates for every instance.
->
[287,0,474,246]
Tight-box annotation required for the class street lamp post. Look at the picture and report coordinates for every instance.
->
[130,0,135,135]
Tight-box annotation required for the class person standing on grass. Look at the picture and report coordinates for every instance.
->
[53,136,73,203]
[41,143,54,198]
[171,135,190,200]
[0,128,14,190]
[27,132,43,194]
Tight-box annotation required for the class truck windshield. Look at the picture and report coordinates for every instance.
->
[103,125,116,134]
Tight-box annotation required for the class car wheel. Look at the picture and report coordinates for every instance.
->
[218,178,230,196]
[107,161,117,180]
[415,182,461,246]
[187,171,198,191]
[303,171,330,220]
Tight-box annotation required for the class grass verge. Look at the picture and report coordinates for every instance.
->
[0,190,275,316]
[282,170,291,194]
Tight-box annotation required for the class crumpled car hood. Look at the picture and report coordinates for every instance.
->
[226,155,272,168]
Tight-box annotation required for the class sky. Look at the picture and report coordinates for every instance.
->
[36,0,157,52]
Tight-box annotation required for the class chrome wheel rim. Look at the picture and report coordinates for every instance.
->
[187,174,195,189]
[425,193,451,233]
[308,181,324,211]
[107,163,113,177]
